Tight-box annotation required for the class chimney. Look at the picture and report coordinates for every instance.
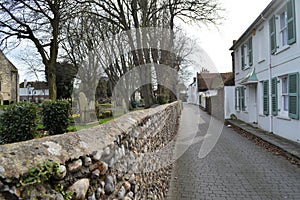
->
[24,79,27,88]
[201,68,209,73]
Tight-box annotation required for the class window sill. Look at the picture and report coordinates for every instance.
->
[236,110,247,113]
[258,59,265,64]
[259,114,267,117]
[242,66,251,71]
[275,45,290,55]
[276,116,291,121]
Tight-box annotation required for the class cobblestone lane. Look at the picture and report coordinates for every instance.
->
[167,104,300,200]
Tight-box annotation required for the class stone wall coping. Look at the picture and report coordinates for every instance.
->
[0,102,179,179]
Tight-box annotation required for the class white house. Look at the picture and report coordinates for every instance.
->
[230,0,300,143]
[19,80,49,103]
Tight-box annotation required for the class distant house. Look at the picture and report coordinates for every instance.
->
[187,71,235,120]
[19,80,49,103]
[230,0,300,142]
[0,51,19,105]
[197,72,235,120]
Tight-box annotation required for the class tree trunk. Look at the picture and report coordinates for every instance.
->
[141,84,154,108]
[47,62,57,100]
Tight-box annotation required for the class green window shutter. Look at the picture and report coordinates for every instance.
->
[271,78,278,116]
[263,80,269,115]
[287,0,296,45]
[248,37,253,66]
[235,87,238,110]
[269,15,277,54]
[241,45,245,70]
[288,73,299,119]
[240,87,245,111]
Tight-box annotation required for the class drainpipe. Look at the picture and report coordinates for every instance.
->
[269,51,273,133]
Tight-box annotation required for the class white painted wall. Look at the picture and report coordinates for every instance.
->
[224,86,236,119]
[187,79,199,105]
[199,92,206,108]
[19,87,49,96]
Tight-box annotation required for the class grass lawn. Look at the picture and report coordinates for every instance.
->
[99,117,114,124]
[67,117,114,132]
[130,107,145,112]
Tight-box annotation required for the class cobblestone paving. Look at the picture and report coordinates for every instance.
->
[167,104,300,200]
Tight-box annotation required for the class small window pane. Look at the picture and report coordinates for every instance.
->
[284,95,289,111]
[280,12,287,29]
[282,29,288,46]
[282,77,288,93]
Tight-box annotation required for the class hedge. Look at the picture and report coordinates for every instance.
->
[42,100,71,135]
[0,102,38,144]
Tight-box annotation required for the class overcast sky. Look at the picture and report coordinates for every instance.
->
[184,0,272,74]
[6,0,272,82]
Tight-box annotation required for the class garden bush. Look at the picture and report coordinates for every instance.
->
[95,102,113,119]
[0,102,38,144]
[42,100,71,135]
[157,94,169,105]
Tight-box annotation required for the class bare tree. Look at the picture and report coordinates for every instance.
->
[87,0,222,106]
[0,0,80,100]
[61,0,223,108]
[17,49,44,81]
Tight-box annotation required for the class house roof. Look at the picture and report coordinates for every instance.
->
[0,50,18,72]
[229,0,280,50]
[197,72,234,91]
[19,81,48,90]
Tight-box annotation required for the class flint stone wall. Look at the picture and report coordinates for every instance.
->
[0,102,181,199]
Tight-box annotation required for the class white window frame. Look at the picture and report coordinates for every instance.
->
[235,48,240,73]
[279,75,290,118]
[279,10,288,47]
[236,86,246,111]
[275,6,290,52]
[241,43,249,70]
[241,36,253,70]
[244,43,249,68]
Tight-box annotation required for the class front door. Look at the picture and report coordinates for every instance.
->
[248,84,258,123]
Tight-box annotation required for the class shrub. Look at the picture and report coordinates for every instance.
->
[42,100,71,135]
[20,161,60,186]
[137,99,145,107]
[0,102,38,144]
[102,110,113,118]
[95,102,113,119]
[157,94,169,105]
